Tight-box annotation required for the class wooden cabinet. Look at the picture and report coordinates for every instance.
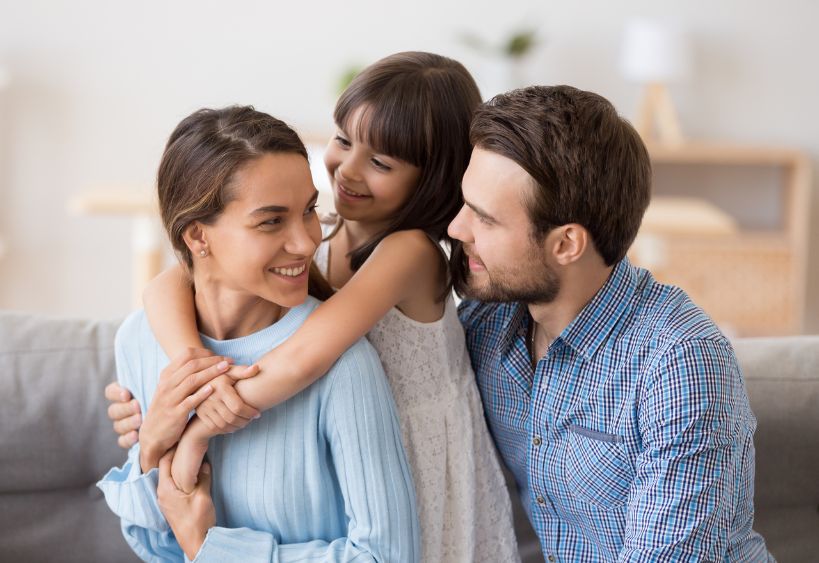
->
[631,142,812,336]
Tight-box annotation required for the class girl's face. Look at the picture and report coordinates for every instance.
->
[199,152,322,308]
[324,106,421,228]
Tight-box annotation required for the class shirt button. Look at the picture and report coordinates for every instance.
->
[536,495,546,505]
[548,556,556,562]
[532,435,542,446]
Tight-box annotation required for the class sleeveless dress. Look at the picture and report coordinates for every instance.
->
[315,224,520,563]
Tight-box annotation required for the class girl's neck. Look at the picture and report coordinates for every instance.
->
[337,217,387,249]
[192,275,287,340]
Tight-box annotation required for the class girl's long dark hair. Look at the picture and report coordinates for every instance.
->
[333,51,481,297]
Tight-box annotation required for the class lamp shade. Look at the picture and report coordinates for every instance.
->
[620,19,692,83]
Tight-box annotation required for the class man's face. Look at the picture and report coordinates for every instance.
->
[448,147,560,304]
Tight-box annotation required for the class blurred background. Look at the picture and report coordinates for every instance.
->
[0,0,816,336]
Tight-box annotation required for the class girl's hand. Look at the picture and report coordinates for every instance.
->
[195,365,261,435]
[105,382,141,449]
[157,451,215,561]
[138,348,234,471]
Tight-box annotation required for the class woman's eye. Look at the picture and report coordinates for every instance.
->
[335,135,351,148]
[371,158,391,171]
[261,217,283,228]
[304,204,318,216]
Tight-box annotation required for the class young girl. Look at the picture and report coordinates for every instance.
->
[123,52,519,562]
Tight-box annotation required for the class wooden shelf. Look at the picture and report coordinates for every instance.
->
[632,141,812,336]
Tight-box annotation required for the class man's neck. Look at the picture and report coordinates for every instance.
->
[192,273,285,341]
[528,262,614,355]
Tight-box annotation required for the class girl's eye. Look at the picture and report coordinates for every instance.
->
[335,135,351,148]
[371,158,391,171]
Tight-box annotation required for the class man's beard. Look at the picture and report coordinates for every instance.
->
[462,249,561,305]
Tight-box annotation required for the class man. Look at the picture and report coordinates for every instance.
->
[448,85,771,561]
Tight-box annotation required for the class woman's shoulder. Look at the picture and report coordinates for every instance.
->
[321,336,386,393]
[115,309,152,351]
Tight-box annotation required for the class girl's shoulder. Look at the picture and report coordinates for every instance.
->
[376,229,446,266]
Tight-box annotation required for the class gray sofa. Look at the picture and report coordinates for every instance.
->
[0,311,817,563]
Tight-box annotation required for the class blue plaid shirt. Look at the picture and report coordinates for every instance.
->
[460,258,771,562]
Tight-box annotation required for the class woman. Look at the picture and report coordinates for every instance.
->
[97,105,419,562]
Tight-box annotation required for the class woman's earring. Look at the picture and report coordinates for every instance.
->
[199,249,208,257]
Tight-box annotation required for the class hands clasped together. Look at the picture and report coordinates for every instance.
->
[105,348,259,559]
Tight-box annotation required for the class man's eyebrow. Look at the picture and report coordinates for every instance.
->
[249,190,319,216]
[464,198,497,222]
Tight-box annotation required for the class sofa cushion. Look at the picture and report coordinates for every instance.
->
[0,311,138,562]
[733,336,819,561]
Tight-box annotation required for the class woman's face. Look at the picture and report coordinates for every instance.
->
[199,152,321,308]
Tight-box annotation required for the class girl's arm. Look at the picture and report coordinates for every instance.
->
[143,265,202,356]
[144,265,261,431]
[234,229,444,410]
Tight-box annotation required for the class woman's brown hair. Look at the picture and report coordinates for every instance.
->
[333,51,482,277]
[157,105,333,301]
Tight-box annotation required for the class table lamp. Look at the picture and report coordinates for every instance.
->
[620,19,692,146]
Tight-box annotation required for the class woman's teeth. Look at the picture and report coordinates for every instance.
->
[271,264,306,277]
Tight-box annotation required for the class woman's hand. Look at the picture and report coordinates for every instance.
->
[157,451,215,561]
[138,348,234,471]
[195,366,261,435]
[105,382,142,449]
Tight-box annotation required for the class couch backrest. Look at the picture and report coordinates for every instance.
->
[0,311,139,563]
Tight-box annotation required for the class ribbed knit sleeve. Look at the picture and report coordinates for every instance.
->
[98,302,419,563]
[192,338,420,562]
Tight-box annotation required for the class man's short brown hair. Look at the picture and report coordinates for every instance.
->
[470,85,651,266]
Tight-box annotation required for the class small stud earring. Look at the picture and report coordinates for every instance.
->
[199,249,208,257]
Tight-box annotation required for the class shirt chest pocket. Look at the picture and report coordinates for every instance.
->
[564,424,633,510]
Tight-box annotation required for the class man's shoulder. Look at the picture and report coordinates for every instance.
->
[457,299,517,337]
[630,271,727,349]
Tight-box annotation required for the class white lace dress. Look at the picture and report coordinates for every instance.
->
[315,232,520,563]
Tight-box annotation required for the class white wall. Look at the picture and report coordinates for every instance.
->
[1,0,817,330]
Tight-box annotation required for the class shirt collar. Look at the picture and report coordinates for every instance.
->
[557,258,639,362]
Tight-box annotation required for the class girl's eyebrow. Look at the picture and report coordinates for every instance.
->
[249,191,319,216]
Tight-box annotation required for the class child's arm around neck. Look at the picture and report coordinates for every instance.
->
[143,265,203,355]
[235,228,446,410]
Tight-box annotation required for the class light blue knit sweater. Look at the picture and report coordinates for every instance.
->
[97,296,419,562]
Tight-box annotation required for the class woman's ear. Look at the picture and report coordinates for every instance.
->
[183,222,210,258]
[548,224,589,266]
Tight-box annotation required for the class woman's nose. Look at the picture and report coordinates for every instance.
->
[286,218,318,257]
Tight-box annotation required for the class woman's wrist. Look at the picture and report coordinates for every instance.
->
[138,430,167,472]
[177,525,208,560]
